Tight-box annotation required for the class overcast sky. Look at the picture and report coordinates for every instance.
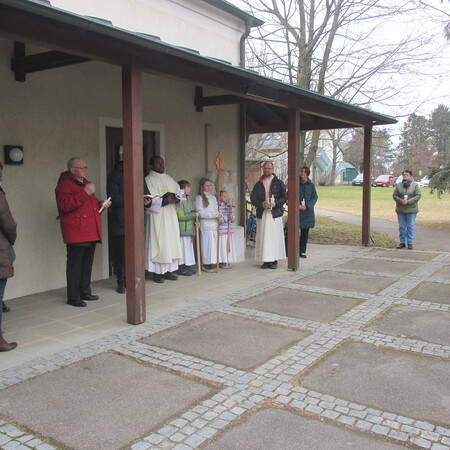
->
[229,0,450,140]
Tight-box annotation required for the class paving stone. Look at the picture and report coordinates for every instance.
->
[367,249,437,261]
[234,288,360,322]
[431,265,450,280]
[407,282,450,305]
[337,258,420,275]
[296,270,397,294]
[141,312,307,370]
[0,353,214,450]
[203,408,407,449]
[300,341,450,425]
[365,306,450,346]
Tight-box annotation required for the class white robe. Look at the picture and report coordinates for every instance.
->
[255,176,286,262]
[145,171,182,274]
[195,192,218,265]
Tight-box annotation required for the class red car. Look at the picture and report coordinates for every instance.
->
[373,174,396,187]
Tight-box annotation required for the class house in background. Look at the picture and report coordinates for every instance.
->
[312,151,356,185]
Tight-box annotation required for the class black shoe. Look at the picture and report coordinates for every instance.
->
[300,253,307,259]
[153,274,164,283]
[67,300,87,307]
[163,272,178,281]
[396,243,406,249]
[188,266,197,275]
[82,294,99,301]
[178,266,192,276]
[270,261,278,269]
[407,244,413,250]
[261,262,271,269]
[2,301,10,312]
[117,283,125,294]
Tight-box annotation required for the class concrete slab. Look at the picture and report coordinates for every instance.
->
[296,271,397,294]
[406,281,450,305]
[431,265,450,280]
[141,312,308,370]
[234,288,360,322]
[366,248,437,261]
[365,306,450,346]
[204,408,407,449]
[336,258,420,275]
[0,353,215,450]
[300,342,450,425]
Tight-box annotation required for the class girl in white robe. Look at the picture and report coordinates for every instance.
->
[195,178,219,273]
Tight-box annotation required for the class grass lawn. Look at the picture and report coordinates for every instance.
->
[316,185,450,231]
[310,215,397,248]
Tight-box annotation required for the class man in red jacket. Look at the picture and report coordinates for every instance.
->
[55,157,110,307]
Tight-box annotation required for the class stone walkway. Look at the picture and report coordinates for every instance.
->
[0,246,449,449]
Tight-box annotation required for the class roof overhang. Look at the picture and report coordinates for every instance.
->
[0,0,397,133]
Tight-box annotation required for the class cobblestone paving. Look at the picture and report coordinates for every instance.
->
[1,248,449,449]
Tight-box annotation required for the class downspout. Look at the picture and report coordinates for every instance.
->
[239,19,252,226]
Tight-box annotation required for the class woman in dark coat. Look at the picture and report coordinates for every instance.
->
[299,166,318,258]
[0,163,18,352]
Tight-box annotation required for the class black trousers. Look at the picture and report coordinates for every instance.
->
[111,235,125,285]
[66,242,96,302]
[299,228,310,254]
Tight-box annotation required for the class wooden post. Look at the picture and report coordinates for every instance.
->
[122,65,146,324]
[287,107,300,270]
[362,125,372,246]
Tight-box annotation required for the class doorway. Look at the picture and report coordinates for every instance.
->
[105,126,156,276]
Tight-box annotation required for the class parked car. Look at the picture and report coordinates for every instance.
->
[351,173,364,186]
[419,176,430,187]
[373,174,396,187]
[351,173,374,186]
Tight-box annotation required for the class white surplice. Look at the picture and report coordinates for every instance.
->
[195,192,218,265]
[145,170,182,274]
[255,176,286,262]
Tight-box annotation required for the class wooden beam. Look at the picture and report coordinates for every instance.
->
[362,125,372,246]
[11,43,89,82]
[122,65,146,325]
[287,107,300,270]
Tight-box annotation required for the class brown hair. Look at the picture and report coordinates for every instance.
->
[199,178,212,208]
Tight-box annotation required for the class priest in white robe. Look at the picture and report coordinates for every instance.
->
[250,161,287,269]
[145,156,182,283]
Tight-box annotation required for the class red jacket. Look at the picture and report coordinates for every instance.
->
[55,171,103,244]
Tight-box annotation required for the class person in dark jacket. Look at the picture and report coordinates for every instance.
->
[55,157,110,307]
[299,166,318,258]
[0,163,18,352]
[392,169,421,250]
[107,161,126,293]
[250,161,287,269]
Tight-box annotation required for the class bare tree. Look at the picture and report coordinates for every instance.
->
[235,0,446,168]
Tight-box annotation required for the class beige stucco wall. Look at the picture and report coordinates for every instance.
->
[50,0,244,65]
[0,39,240,300]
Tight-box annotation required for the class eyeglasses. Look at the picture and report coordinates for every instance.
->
[72,166,88,170]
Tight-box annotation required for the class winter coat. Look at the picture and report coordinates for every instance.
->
[176,196,197,237]
[250,175,287,219]
[299,178,318,229]
[106,164,124,237]
[55,171,102,244]
[393,181,421,214]
[0,188,17,279]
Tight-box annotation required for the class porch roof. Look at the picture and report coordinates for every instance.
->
[0,0,397,133]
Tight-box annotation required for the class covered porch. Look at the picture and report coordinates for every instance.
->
[0,0,396,328]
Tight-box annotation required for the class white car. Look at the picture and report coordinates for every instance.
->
[419,176,430,187]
